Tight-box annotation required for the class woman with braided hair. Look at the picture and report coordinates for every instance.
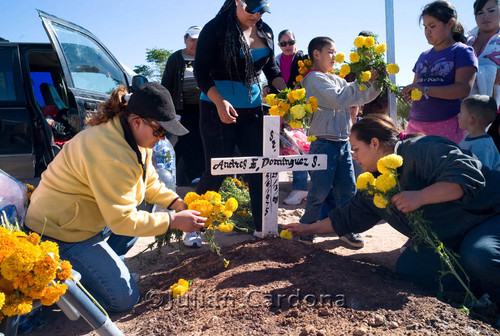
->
[194,0,286,236]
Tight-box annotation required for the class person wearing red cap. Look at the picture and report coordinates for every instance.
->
[25,83,206,312]
[194,0,286,237]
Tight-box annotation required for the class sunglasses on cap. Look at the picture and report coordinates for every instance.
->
[142,118,168,138]
[279,40,296,47]
[238,0,268,15]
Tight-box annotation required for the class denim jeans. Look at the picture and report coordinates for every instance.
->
[300,139,356,224]
[396,215,500,304]
[292,171,308,191]
[50,229,139,312]
[196,101,263,231]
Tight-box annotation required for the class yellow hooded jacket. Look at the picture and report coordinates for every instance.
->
[25,116,179,242]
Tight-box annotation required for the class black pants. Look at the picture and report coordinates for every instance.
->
[196,100,263,231]
[175,103,205,185]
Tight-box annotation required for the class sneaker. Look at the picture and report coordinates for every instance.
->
[339,233,364,248]
[298,235,314,245]
[183,232,202,248]
[284,190,308,205]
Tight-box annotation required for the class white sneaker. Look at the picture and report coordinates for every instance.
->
[284,190,308,205]
[183,232,202,248]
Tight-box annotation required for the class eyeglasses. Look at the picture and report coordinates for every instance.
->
[142,118,167,137]
[278,40,296,47]
[238,0,267,15]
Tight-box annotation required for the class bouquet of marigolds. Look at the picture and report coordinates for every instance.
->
[356,154,477,308]
[0,213,72,322]
[184,191,238,267]
[218,177,254,233]
[335,35,403,99]
[265,88,318,130]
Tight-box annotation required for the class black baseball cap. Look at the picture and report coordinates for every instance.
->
[127,82,188,136]
[244,0,271,14]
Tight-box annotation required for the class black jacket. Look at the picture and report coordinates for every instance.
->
[161,50,188,111]
[194,15,281,95]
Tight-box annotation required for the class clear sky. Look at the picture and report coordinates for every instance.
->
[0,0,475,86]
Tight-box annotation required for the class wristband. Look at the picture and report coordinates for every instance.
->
[424,86,429,100]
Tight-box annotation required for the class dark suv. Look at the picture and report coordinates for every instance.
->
[0,10,145,181]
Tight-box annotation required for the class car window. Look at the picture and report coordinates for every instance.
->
[52,22,126,94]
[0,48,23,101]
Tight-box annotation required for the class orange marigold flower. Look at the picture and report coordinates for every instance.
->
[57,260,73,281]
[26,232,41,246]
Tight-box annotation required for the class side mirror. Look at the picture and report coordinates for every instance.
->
[130,75,148,93]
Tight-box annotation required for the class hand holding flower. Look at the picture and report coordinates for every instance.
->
[391,191,424,213]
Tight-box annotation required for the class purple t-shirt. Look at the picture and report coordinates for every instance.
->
[410,42,477,122]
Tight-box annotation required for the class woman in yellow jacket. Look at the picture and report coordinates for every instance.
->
[25,82,206,312]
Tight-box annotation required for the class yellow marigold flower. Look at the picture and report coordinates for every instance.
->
[222,210,233,219]
[57,260,72,281]
[277,107,287,117]
[364,36,376,48]
[225,198,238,212]
[269,105,281,116]
[213,202,224,215]
[374,43,387,54]
[11,272,34,290]
[374,173,397,193]
[287,91,296,103]
[224,259,230,268]
[188,200,213,218]
[265,93,276,106]
[41,283,67,306]
[373,194,389,209]
[303,103,313,113]
[359,84,367,91]
[218,222,234,232]
[387,63,399,75]
[377,154,404,174]
[280,229,293,240]
[2,294,32,316]
[297,60,304,68]
[202,191,222,203]
[292,88,306,100]
[39,241,59,260]
[356,172,375,190]
[0,278,14,295]
[360,71,371,82]
[298,67,307,75]
[411,89,423,101]
[307,135,317,142]
[290,104,306,120]
[354,36,366,48]
[0,292,5,310]
[33,254,58,287]
[304,58,312,67]
[288,120,303,129]
[295,75,304,83]
[350,52,360,63]
[340,64,351,77]
[1,241,41,281]
[308,96,318,111]
[278,101,290,111]
[26,232,41,246]
[13,231,27,238]
[334,52,345,64]
[170,279,189,299]
[204,217,214,228]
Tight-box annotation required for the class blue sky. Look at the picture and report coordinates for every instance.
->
[1,0,475,85]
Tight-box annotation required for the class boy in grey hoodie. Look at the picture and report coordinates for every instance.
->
[299,36,381,247]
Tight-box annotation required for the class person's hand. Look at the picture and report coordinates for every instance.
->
[216,100,238,124]
[369,69,379,82]
[282,222,310,236]
[170,198,187,212]
[262,86,271,97]
[169,210,206,232]
[401,84,423,103]
[391,191,424,213]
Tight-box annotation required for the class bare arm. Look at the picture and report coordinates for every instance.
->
[206,86,238,124]
[283,217,336,236]
[391,181,464,213]
[271,77,287,91]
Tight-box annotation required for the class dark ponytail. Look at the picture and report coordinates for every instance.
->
[420,1,465,43]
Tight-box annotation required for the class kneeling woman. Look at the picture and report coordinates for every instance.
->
[25,83,206,312]
[285,114,500,306]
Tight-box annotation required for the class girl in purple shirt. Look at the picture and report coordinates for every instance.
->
[402,1,478,144]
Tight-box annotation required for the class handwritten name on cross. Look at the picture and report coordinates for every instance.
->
[211,115,327,236]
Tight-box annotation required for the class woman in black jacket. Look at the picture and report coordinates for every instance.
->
[194,0,286,235]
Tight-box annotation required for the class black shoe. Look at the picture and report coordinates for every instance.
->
[339,233,364,248]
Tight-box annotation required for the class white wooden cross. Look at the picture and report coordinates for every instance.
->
[211,115,327,237]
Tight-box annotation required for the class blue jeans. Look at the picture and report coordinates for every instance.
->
[300,139,356,224]
[292,171,308,191]
[51,229,139,312]
[396,215,500,304]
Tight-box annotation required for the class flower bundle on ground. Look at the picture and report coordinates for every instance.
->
[0,213,72,322]
[265,88,318,130]
[169,279,191,299]
[335,35,402,98]
[218,177,254,233]
[356,154,477,307]
[184,191,238,267]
